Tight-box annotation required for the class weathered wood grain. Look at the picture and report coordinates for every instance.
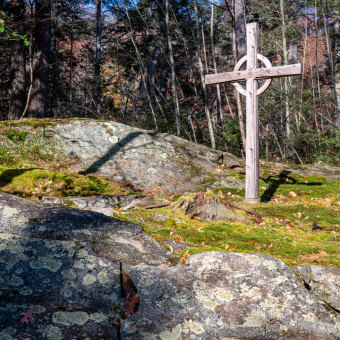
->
[205,63,302,85]
[245,23,259,200]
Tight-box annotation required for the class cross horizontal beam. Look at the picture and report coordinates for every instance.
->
[205,63,302,86]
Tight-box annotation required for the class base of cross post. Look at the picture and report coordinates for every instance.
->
[244,198,260,204]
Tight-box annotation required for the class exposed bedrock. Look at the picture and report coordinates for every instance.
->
[295,265,340,311]
[122,252,340,340]
[4,119,243,192]
[1,193,340,339]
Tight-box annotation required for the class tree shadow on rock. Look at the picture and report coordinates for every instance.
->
[82,131,160,175]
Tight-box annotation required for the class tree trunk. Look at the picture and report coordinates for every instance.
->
[69,19,74,117]
[193,0,216,150]
[231,0,246,153]
[235,0,247,109]
[321,0,339,128]
[314,1,323,131]
[27,0,51,118]
[235,0,246,60]
[92,0,102,116]
[210,0,226,150]
[279,0,290,139]
[133,40,163,118]
[165,0,180,135]
[333,9,340,127]
[50,17,65,119]
[9,0,26,120]
[123,0,158,129]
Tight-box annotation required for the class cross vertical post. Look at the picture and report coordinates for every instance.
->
[205,22,302,203]
[245,23,259,203]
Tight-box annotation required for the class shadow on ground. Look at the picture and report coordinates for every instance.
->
[260,171,322,202]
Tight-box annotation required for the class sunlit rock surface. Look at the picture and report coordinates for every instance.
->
[122,252,340,339]
[26,120,242,192]
[296,265,340,311]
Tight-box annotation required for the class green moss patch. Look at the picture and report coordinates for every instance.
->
[6,129,28,142]
[255,204,340,226]
[0,166,129,199]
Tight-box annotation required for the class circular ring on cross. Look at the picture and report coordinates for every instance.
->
[232,54,272,96]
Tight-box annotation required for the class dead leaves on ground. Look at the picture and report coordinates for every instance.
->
[299,250,329,264]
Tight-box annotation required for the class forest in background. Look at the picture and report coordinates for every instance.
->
[1,0,340,165]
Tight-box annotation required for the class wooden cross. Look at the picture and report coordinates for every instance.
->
[205,22,302,203]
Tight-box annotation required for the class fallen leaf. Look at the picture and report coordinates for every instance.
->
[318,250,328,255]
[289,191,297,197]
[19,310,35,324]
[157,264,170,268]
[297,212,302,218]
[123,293,139,317]
[201,241,205,246]
[286,222,292,228]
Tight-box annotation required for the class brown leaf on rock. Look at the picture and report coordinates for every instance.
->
[19,310,35,324]
[157,264,170,268]
[123,293,139,317]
